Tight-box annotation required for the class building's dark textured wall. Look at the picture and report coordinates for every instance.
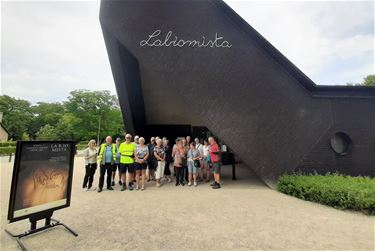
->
[100,0,375,187]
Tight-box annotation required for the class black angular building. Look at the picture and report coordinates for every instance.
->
[100,0,375,187]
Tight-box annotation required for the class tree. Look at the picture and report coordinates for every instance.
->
[22,132,31,140]
[362,75,375,86]
[29,102,65,138]
[345,74,375,87]
[0,90,124,142]
[55,113,83,140]
[36,124,58,140]
[64,89,124,141]
[0,95,33,140]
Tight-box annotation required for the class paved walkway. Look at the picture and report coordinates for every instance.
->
[1,157,374,250]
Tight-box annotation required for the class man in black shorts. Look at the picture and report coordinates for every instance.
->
[118,134,136,191]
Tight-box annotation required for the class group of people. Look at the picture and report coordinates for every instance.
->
[82,134,222,193]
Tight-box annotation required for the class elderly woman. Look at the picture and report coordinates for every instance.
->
[195,138,204,181]
[147,137,156,182]
[172,139,186,186]
[187,142,201,187]
[82,139,98,190]
[181,138,189,182]
[134,137,149,190]
[202,139,211,182]
[163,138,172,183]
[154,138,166,187]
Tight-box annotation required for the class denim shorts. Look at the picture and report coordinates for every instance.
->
[187,161,197,174]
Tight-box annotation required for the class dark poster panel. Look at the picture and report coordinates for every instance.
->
[8,141,75,223]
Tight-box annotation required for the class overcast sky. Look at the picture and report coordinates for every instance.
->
[1,0,374,103]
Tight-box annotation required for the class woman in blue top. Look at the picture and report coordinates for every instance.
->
[187,142,201,187]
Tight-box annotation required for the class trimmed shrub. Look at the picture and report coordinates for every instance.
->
[0,146,16,155]
[0,141,17,147]
[277,173,375,215]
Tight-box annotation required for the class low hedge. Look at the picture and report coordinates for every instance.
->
[0,144,87,155]
[0,141,17,147]
[0,146,16,156]
[277,173,375,215]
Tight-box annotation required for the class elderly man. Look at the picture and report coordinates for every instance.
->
[134,135,140,147]
[97,136,116,192]
[119,134,136,191]
[209,136,222,189]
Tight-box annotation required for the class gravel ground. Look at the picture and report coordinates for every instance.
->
[1,156,374,251]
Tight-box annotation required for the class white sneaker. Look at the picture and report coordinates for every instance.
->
[194,182,197,187]
[136,185,139,190]
[188,182,192,186]
[141,185,145,190]
[168,177,172,183]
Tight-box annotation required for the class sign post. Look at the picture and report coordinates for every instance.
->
[5,141,78,251]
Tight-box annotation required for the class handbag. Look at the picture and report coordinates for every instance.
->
[194,159,201,168]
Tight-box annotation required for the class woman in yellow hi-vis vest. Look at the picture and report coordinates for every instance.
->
[118,134,136,191]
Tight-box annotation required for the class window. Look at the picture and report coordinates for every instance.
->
[330,132,352,156]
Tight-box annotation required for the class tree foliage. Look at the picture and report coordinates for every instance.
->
[62,90,123,142]
[0,90,124,142]
[29,102,65,137]
[363,74,375,86]
[0,95,33,140]
[36,124,59,140]
[346,74,375,86]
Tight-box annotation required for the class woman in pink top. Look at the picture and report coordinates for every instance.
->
[172,139,186,186]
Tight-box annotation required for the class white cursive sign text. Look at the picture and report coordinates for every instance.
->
[140,29,232,48]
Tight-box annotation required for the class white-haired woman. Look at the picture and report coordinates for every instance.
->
[82,139,98,190]
[134,137,149,190]
[154,138,166,187]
